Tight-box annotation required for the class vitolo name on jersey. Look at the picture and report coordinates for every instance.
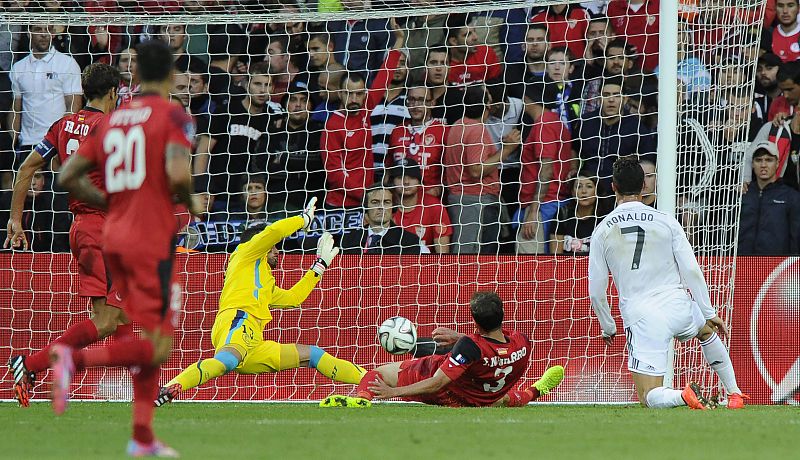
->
[109,107,153,126]
[482,347,527,368]
[606,212,654,228]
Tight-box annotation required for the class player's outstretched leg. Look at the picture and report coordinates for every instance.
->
[156,349,240,407]
[698,330,747,409]
[303,345,366,384]
[504,365,565,407]
[10,298,130,407]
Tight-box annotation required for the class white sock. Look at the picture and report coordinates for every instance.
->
[700,334,741,395]
[645,386,685,408]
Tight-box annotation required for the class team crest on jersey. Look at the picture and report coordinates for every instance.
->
[791,43,800,53]
[568,19,577,29]
[647,15,656,26]
[424,135,435,146]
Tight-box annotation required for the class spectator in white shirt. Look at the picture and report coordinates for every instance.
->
[9,24,82,167]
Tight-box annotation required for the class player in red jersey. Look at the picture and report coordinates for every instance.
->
[3,63,129,407]
[55,40,198,458]
[321,291,565,408]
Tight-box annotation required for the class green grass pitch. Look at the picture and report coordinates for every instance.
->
[0,403,797,459]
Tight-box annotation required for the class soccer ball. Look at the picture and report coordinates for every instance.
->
[378,316,417,355]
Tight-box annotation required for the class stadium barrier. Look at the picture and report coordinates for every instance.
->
[1,254,796,405]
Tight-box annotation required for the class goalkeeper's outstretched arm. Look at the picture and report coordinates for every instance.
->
[235,198,318,261]
[271,232,340,309]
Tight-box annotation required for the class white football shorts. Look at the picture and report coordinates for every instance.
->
[624,298,706,377]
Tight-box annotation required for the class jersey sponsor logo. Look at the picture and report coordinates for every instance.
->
[482,347,527,368]
[229,124,262,140]
[109,107,153,126]
[497,348,508,356]
[605,212,654,228]
[750,258,800,405]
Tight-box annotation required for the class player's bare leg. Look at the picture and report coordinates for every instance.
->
[9,296,129,407]
[631,372,710,410]
[320,362,401,407]
[695,322,747,409]
[498,365,565,407]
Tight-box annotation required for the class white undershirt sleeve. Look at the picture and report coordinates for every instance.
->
[671,222,716,320]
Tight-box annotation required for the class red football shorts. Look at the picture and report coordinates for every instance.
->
[103,248,179,335]
[397,355,459,406]
[69,213,123,306]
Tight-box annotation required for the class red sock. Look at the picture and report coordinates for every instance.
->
[356,370,380,400]
[73,337,154,371]
[505,387,541,407]
[26,319,100,372]
[112,323,134,340]
[132,365,160,445]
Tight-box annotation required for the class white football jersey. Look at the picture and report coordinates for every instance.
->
[588,201,716,336]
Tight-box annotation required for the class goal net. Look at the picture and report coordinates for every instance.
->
[0,0,766,403]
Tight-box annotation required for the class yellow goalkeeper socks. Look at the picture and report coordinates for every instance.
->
[309,346,366,384]
[168,357,228,391]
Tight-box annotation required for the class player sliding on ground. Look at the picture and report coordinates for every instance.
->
[155,198,366,406]
[321,291,564,408]
[588,157,747,410]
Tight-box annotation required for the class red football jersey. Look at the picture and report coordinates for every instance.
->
[439,330,531,406]
[607,0,660,72]
[35,108,106,216]
[447,45,502,85]
[387,119,446,189]
[75,94,194,256]
[393,193,452,247]
[771,25,800,63]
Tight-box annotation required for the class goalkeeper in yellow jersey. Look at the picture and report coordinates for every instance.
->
[155,198,366,406]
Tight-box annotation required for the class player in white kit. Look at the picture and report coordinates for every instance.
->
[588,158,746,410]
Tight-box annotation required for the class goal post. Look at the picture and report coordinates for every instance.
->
[0,0,766,403]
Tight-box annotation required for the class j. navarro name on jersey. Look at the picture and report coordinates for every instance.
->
[482,347,527,368]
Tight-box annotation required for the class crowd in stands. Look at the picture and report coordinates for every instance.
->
[0,0,798,256]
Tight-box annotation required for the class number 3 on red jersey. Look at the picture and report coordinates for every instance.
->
[104,126,146,192]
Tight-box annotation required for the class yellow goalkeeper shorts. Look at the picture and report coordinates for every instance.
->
[210,309,300,374]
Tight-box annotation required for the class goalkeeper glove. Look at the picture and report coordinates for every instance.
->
[301,197,317,231]
[311,232,339,276]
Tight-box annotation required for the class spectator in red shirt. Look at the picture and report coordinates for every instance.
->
[529,4,590,59]
[443,86,521,254]
[516,110,574,254]
[767,0,800,62]
[387,85,447,197]
[607,0,660,72]
[446,19,502,85]
[322,32,404,209]
[388,158,452,254]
